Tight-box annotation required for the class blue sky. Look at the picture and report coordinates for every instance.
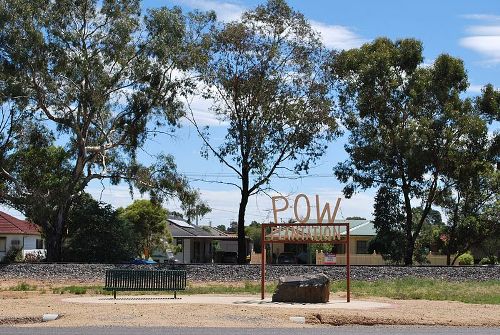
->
[3,0,500,226]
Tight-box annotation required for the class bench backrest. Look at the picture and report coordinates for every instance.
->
[105,269,186,291]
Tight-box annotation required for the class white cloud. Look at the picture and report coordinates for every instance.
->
[310,21,367,50]
[182,92,228,127]
[461,14,500,21]
[175,1,366,50]
[460,36,500,63]
[467,84,484,93]
[461,14,500,64]
[466,25,500,35]
[172,0,244,22]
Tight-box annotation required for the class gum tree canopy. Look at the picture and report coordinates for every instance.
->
[0,0,213,261]
[331,38,493,265]
[192,0,339,263]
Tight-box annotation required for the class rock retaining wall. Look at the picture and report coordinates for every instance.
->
[1,263,499,282]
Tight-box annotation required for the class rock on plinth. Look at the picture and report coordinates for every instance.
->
[272,273,330,303]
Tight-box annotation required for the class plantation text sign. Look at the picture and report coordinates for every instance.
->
[266,194,343,242]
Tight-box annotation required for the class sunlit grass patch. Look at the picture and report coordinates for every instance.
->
[8,282,37,291]
[330,278,500,304]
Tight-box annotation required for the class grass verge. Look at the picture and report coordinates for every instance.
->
[2,278,499,304]
[330,278,500,304]
[8,282,37,291]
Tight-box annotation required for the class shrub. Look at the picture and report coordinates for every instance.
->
[479,256,498,265]
[457,252,474,265]
[4,247,23,263]
[23,250,46,263]
[10,282,37,291]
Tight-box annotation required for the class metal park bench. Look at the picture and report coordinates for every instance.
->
[104,269,187,299]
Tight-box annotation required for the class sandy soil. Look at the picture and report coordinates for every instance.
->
[1,279,499,328]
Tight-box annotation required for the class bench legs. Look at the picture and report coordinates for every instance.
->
[109,290,180,299]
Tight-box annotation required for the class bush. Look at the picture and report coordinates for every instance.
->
[457,252,474,265]
[4,247,23,263]
[63,193,136,263]
[479,256,498,265]
[23,250,46,263]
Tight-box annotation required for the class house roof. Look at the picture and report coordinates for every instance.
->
[167,217,234,239]
[342,220,377,236]
[0,211,40,235]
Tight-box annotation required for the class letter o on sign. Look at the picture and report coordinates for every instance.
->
[294,194,311,223]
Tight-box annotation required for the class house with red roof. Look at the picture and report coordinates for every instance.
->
[0,211,45,262]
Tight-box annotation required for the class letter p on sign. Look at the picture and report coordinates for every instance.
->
[272,196,289,223]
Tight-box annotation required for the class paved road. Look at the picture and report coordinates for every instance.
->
[1,327,499,335]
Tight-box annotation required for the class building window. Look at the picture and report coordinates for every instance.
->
[356,240,369,254]
[0,237,6,252]
[36,239,44,249]
[11,239,20,247]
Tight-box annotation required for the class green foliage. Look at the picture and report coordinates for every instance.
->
[9,282,37,291]
[437,166,499,265]
[331,37,490,265]
[180,191,211,225]
[457,252,474,265]
[4,246,23,263]
[172,244,183,254]
[52,286,87,295]
[211,240,222,252]
[194,0,338,263]
[245,223,262,253]
[479,256,498,265]
[369,186,406,264]
[63,193,136,263]
[331,278,500,305]
[119,200,171,258]
[0,0,214,261]
[186,282,277,295]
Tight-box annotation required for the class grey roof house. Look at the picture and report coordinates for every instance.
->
[151,217,252,264]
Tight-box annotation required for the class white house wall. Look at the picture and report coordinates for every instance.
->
[0,234,43,261]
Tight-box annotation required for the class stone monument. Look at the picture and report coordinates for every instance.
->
[272,273,330,303]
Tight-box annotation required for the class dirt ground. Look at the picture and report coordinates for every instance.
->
[1,279,499,328]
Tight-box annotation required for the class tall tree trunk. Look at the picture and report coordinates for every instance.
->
[237,190,249,264]
[402,185,414,266]
[404,216,414,266]
[44,204,70,262]
[45,230,62,262]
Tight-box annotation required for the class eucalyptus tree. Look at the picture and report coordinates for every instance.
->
[180,191,211,225]
[436,86,499,264]
[191,0,339,263]
[0,0,214,261]
[331,37,490,265]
